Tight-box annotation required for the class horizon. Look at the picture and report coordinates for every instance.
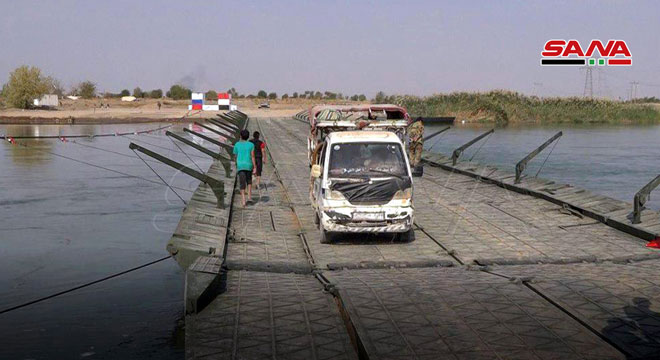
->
[1,1,659,99]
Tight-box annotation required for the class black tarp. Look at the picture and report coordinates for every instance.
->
[330,177,411,205]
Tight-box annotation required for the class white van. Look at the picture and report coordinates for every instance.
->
[310,131,415,243]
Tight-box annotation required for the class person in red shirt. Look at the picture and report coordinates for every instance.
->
[250,131,266,190]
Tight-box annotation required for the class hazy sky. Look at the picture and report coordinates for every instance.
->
[1,1,658,99]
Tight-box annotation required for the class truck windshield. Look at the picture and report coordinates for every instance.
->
[328,142,407,178]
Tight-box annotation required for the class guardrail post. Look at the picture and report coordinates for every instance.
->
[184,128,234,158]
[422,126,450,142]
[208,118,240,135]
[166,131,232,177]
[633,175,660,224]
[515,131,563,184]
[194,122,237,144]
[128,143,226,208]
[451,129,494,165]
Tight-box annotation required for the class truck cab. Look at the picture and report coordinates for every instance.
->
[310,131,415,243]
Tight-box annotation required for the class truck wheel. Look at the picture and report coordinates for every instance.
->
[320,227,333,244]
[399,229,416,243]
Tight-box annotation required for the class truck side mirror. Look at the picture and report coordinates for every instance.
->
[411,165,423,177]
[311,164,322,178]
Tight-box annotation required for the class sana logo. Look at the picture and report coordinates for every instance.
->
[540,39,631,66]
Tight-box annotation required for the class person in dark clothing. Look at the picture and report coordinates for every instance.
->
[250,131,266,189]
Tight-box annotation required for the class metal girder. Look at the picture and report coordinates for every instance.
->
[208,118,240,135]
[184,128,234,158]
[423,126,451,142]
[128,142,226,208]
[451,129,494,165]
[515,131,563,184]
[193,122,237,144]
[217,114,242,128]
[633,175,660,224]
[166,131,232,178]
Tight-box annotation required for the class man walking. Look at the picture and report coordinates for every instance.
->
[407,116,424,167]
[250,131,266,190]
[233,129,256,207]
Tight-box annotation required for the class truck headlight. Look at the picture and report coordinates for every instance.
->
[392,188,412,200]
[326,190,346,200]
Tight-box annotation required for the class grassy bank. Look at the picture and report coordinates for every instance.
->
[387,91,660,125]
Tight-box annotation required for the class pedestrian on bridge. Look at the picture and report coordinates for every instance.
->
[250,131,266,191]
[407,117,424,167]
[233,129,257,207]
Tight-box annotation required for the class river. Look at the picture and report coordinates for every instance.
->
[0,123,216,359]
[424,123,660,211]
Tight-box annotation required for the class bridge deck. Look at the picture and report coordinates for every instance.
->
[185,117,660,360]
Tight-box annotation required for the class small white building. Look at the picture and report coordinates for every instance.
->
[121,96,137,102]
[33,94,59,107]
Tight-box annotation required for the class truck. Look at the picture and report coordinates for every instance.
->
[308,105,419,243]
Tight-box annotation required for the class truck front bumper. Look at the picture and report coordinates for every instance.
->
[320,208,413,233]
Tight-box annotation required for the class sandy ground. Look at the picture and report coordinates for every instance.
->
[0,98,358,123]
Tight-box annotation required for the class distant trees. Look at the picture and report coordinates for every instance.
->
[281,93,289,99]
[205,90,218,99]
[167,84,192,100]
[120,89,130,97]
[149,89,163,99]
[292,92,298,99]
[78,81,97,99]
[2,65,49,108]
[133,87,144,98]
[358,94,367,101]
[268,92,277,100]
[257,90,267,98]
[374,91,386,103]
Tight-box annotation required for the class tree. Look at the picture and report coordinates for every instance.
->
[350,94,359,101]
[358,94,367,101]
[44,76,65,97]
[292,92,298,98]
[133,87,144,98]
[314,91,322,99]
[228,87,238,97]
[167,84,192,100]
[374,91,386,103]
[149,89,163,99]
[3,65,49,109]
[120,89,130,97]
[205,90,218,99]
[268,92,277,99]
[257,90,267,98]
[282,93,289,99]
[79,81,97,99]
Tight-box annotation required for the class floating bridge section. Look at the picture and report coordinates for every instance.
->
[156,114,660,360]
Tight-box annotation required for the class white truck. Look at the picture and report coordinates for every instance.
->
[307,105,418,243]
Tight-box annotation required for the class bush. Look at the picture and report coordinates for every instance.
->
[78,81,97,99]
[358,94,367,101]
[205,90,218,99]
[257,90,267,98]
[133,87,144,98]
[120,89,130,97]
[292,92,298,98]
[268,92,277,99]
[149,89,163,99]
[3,65,49,108]
[167,84,192,100]
[282,93,289,99]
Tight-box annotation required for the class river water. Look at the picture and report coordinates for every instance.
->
[0,121,658,359]
[424,123,660,211]
[0,123,217,359]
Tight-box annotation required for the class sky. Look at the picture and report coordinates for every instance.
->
[1,0,658,99]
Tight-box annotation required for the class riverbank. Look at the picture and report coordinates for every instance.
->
[393,91,660,125]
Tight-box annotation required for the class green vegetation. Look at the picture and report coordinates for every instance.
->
[149,89,163,99]
[2,65,49,108]
[133,87,144,98]
[77,81,97,99]
[120,89,130,97]
[257,90,267,98]
[268,92,277,100]
[379,90,660,125]
[166,84,192,100]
